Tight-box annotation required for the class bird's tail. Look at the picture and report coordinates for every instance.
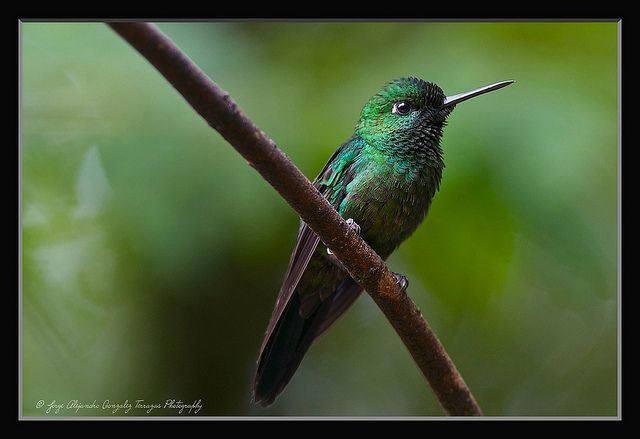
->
[252,294,312,407]
[252,278,361,407]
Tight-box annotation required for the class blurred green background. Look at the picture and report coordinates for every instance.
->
[21,22,618,417]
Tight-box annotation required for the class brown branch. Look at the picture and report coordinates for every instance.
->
[107,21,483,416]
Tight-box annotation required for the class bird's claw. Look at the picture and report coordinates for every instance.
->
[393,272,409,293]
[327,218,361,256]
[345,218,361,236]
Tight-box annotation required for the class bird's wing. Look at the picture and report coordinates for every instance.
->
[309,277,363,338]
[258,138,361,355]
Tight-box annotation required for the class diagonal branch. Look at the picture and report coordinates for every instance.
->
[107,21,483,416]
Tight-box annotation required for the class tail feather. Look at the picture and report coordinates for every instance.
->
[252,278,362,406]
[253,294,312,406]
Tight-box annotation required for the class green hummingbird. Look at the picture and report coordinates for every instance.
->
[253,77,514,406]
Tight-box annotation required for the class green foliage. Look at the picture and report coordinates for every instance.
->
[22,22,617,416]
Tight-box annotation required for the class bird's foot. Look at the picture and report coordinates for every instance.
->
[392,272,409,293]
[345,218,361,236]
[327,218,361,256]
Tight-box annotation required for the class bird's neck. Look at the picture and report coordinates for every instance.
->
[356,124,446,187]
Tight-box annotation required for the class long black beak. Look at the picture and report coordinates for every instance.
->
[442,80,514,108]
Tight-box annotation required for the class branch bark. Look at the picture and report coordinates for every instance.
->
[107,22,483,416]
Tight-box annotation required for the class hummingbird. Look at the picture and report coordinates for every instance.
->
[253,77,514,406]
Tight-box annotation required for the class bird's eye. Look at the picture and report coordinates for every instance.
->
[392,101,412,115]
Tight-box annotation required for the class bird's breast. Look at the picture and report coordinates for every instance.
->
[338,159,437,259]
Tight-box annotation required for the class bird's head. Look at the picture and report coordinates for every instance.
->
[355,77,513,150]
